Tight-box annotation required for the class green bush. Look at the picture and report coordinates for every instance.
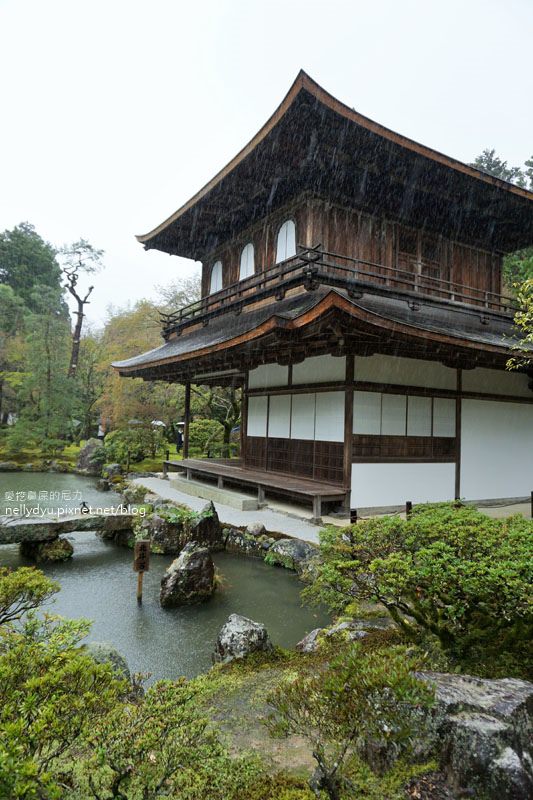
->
[188,418,224,455]
[267,644,434,800]
[304,503,533,676]
[104,426,165,465]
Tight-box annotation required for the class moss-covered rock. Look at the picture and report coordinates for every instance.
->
[20,536,74,562]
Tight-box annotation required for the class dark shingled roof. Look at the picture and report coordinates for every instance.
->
[113,288,530,377]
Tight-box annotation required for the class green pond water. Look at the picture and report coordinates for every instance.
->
[0,472,329,680]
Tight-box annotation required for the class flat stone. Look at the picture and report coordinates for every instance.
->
[296,628,323,653]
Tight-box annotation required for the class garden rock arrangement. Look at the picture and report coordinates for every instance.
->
[213,614,273,663]
[160,542,216,607]
[417,671,533,800]
[137,500,224,555]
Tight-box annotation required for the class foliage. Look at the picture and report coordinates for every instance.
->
[0,567,59,627]
[5,295,74,454]
[0,567,317,800]
[62,679,273,800]
[188,417,224,455]
[0,223,63,312]
[267,644,433,800]
[0,611,126,800]
[158,504,201,525]
[508,277,533,370]
[470,148,533,190]
[304,503,533,673]
[104,425,165,465]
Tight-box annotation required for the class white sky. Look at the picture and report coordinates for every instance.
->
[1,0,532,327]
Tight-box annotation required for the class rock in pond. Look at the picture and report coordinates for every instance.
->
[416,671,533,800]
[76,438,105,475]
[267,537,318,572]
[20,536,74,562]
[84,641,131,680]
[142,500,223,555]
[213,613,273,663]
[160,542,215,607]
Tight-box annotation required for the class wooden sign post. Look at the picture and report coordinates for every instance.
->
[133,539,150,603]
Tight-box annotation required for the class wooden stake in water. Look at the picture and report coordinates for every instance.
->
[133,540,150,604]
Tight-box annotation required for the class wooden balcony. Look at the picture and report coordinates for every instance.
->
[159,248,517,339]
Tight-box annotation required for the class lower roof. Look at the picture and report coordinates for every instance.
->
[112,288,531,382]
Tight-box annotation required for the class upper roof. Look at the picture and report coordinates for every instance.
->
[137,71,533,258]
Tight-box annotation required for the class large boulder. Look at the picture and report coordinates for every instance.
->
[76,438,105,476]
[189,501,223,550]
[160,542,215,607]
[213,613,273,663]
[142,501,223,555]
[416,671,533,800]
[266,537,318,572]
[84,641,130,680]
[102,463,122,480]
[20,536,74,562]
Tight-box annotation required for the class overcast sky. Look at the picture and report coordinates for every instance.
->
[1,0,532,327]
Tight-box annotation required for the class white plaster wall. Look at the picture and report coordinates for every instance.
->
[381,394,407,435]
[462,367,531,398]
[351,463,456,508]
[292,354,346,384]
[291,393,316,440]
[461,399,533,499]
[315,391,344,442]
[268,395,291,438]
[248,363,288,389]
[407,396,432,436]
[433,398,456,437]
[356,354,456,390]
[247,396,268,437]
[353,391,381,434]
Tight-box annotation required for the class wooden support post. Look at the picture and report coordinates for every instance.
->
[312,495,322,522]
[186,468,192,481]
[455,369,462,500]
[350,508,358,524]
[343,356,355,509]
[133,540,150,605]
[531,491,533,519]
[257,485,265,505]
[183,381,191,459]
[137,572,144,604]
[241,375,248,464]
[405,500,413,517]
[217,476,224,489]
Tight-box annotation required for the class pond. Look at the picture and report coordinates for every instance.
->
[0,472,330,680]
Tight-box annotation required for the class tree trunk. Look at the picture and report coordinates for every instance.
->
[68,297,84,378]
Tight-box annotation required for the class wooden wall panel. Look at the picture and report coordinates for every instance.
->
[245,436,344,484]
[352,434,456,462]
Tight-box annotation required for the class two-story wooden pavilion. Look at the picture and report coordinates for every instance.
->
[114,71,533,517]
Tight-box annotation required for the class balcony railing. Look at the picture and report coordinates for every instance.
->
[159,248,518,337]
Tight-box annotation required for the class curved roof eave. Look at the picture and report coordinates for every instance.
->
[136,70,533,246]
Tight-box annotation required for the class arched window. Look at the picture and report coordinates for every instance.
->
[276,219,296,263]
[209,260,222,294]
[239,242,255,280]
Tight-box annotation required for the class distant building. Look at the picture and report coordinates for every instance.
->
[114,71,533,514]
